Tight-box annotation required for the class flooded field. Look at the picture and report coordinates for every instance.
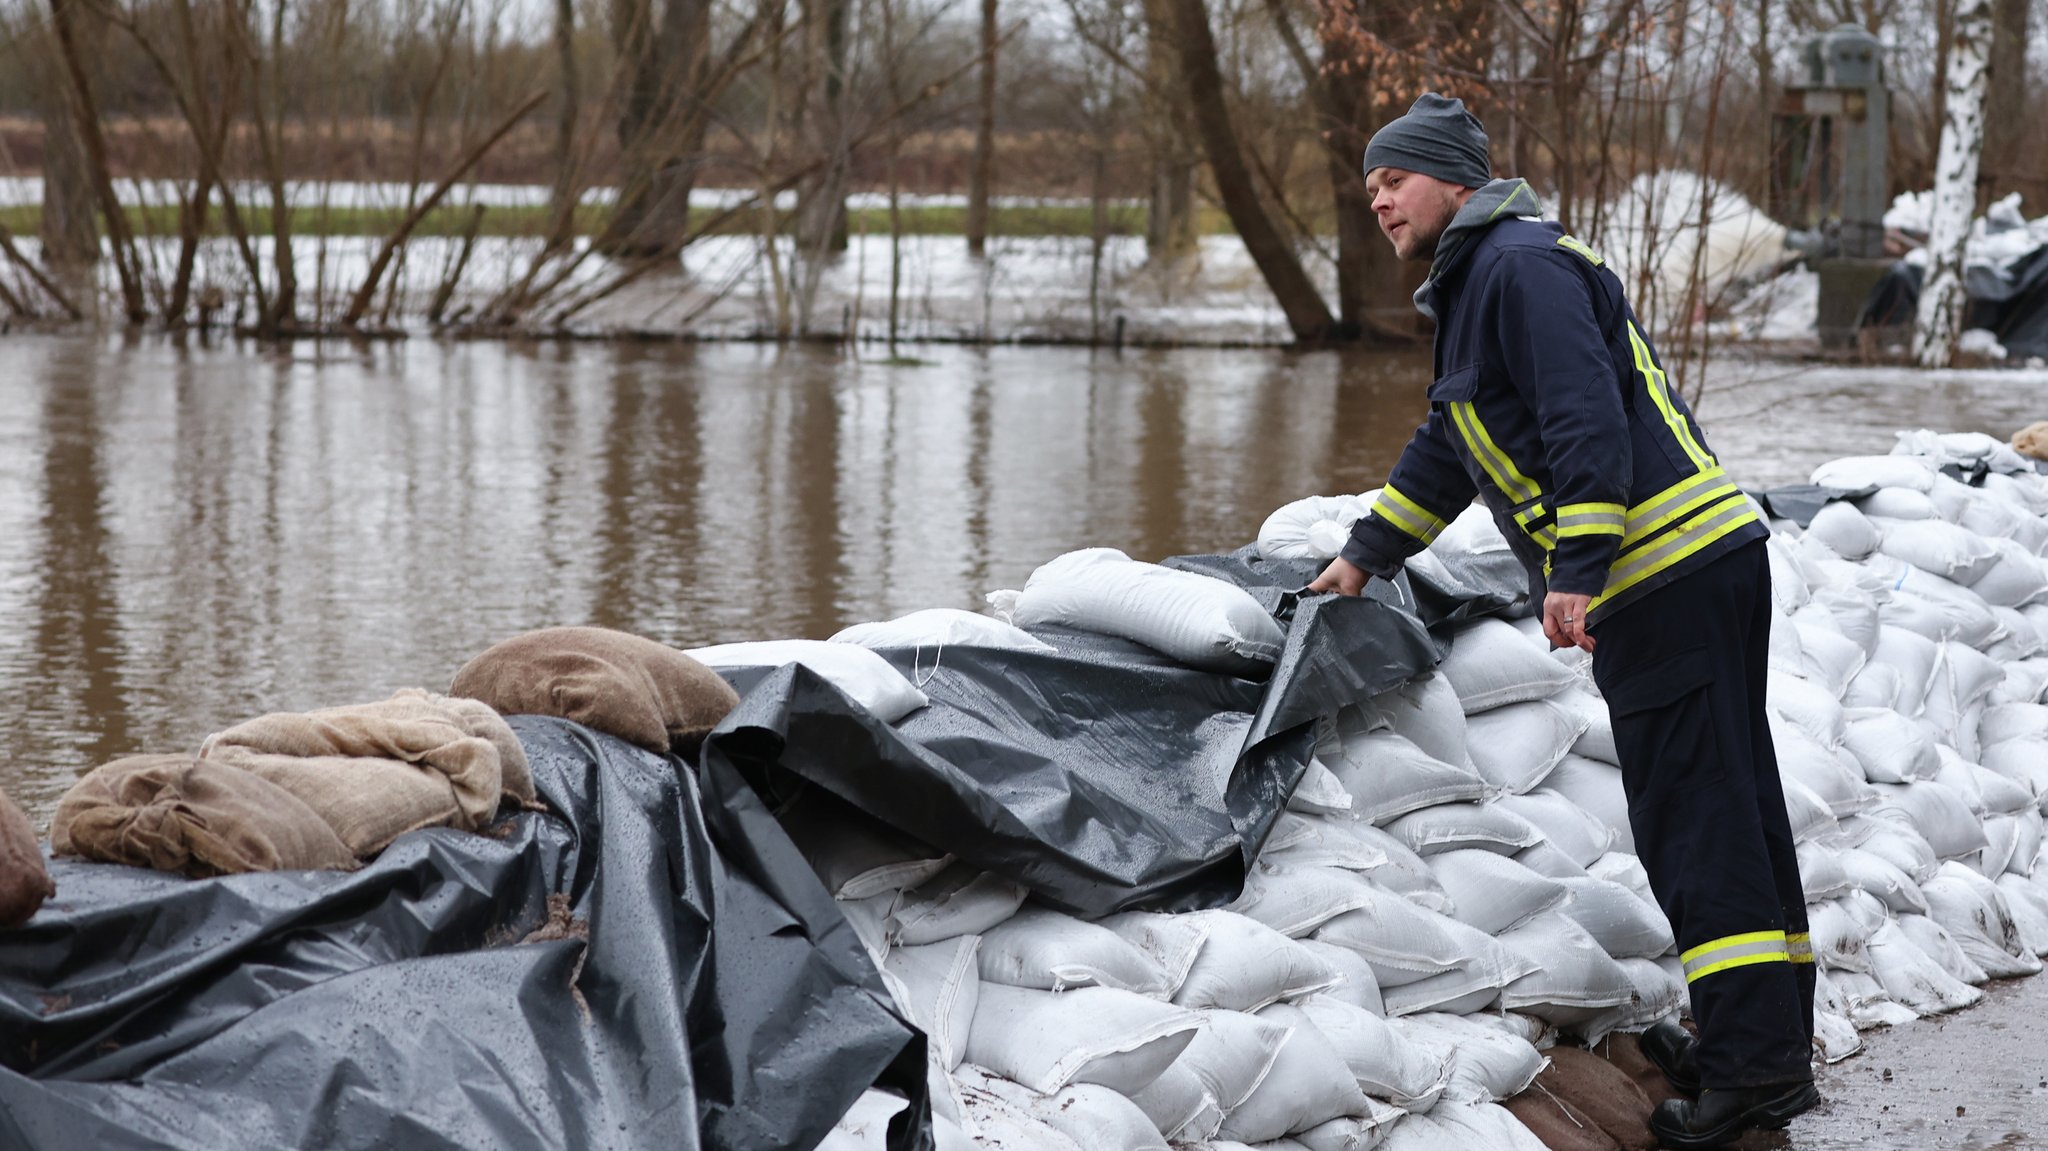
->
[1,333,2044,820]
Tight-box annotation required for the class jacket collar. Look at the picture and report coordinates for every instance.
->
[1413,178,1544,319]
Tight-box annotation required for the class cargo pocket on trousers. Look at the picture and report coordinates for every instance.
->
[1598,644,1723,806]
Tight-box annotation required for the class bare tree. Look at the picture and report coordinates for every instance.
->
[1914,0,1990,367]
[965,0,996,256]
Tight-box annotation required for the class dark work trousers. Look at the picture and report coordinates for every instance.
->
[1588,538,1814,1089]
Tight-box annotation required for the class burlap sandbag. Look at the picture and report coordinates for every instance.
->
[2015,421,2048,462]
[449,626,740,756]
[2,784,57,927]
[200,689,529,856]
[50,755,356,878]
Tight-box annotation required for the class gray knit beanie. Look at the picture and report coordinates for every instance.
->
[1363,93,1492,189]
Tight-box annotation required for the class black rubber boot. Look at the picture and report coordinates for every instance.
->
[1649,1080,1820,1149]
[1639,1018,1702,1096]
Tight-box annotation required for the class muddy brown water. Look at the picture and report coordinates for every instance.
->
[1,334,2043,825]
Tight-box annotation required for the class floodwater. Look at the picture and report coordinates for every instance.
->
[2,334,2045,824]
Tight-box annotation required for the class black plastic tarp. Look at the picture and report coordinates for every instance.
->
[711,562,1439,919]
[0,717,930,1151]
[1858,248,2048,359]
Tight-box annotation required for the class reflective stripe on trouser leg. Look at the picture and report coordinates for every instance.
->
[1592,539,1811,1089]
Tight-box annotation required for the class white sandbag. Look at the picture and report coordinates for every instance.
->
[1864,919,1984,1015]
[989,549,1285,675]
[1767,535,1812,613]
[1970,540,2048,608]
[1227,863,1381,939]
[1259,494,1370,563]
[977,907,1171,994]
[1855,486,1941,520]
[1576,954,1687,1040]
[1768,671,1849,746]
[1387,914,1545,1017]
[819,1088,909,1151]
[1348,825,1454,912]
[1262,813,1394,874]
[1921,860,2044,977]
[962,1067,1171,1151]
[1219,1005,1374,1142]
[1986,606,2047,662]
[1374,1103,1542,1151]
[1781,777,1840,844]
[1427,849,1570,934]
[1554,876,1674,958]
[1312,893,1476,990]
[1870,626,1940,715]
[1806,501,1882,559]
[1813,583,1884,656]
[1585,852,1658,909]
[1296,939,1388,1017]
[965,983,1203,1095]
[886,867,1031,945]
[1871,780,1989,862]
[1980,702,2048,748]
[1767,607,1808,677]
[1830,968,1920,1029]
[686,639,930,721]
[1982,469,2048,515]
[1389,1015,1546,1104]
[1991,658,2048,705]
[1811,1001,1863,1063]
[1513,840,1589,881]
[1097,911,1213,1000]
[1293,996,1447,1108]
[1436,619,1580,713]
[1541,754,1633,850]
[1283,758,1354,820]
[1925,644,2007,755]
[1994,872,2048,954]
[2010,808,2045,876]
[1362,674,1473,770]
[885,937,983,1070]
[1837,847,1930,916]
[1980,737,2048,804]
[1873,518,2003,585]
[1773,721,1878,817]
[1169,1009,1294,1121]
[1792,621,1868,696]
[1552,688,1617,765]
[1932,745,1990,815]
[1976,814,2024,878]
[1817,456,1936,493]
[1383,802,1544,857]
[1291,1103,1406,1151]
[1126,1061,1222,1142]
[1172,910,1344,1012]
[831,608,1058,654]
[1494,789,1615,867]
[1894,913,1991,985]
[937,1070,1080,1151]
[1842,660,1904,710]
[1807,897,1872,973]
[1496,912,1637,1027]
[1855,818,1942,884]
[1462,699,1590,795]
[1322,729,1489,826]
[1840,707,1940,783]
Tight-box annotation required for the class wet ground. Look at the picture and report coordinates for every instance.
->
[1761,973,2048,1150]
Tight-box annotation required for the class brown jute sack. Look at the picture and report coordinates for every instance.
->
[2014,421,2048,462]
[2,784,57,927]
[449,627,740,756]
[1536,1044,1658,1151]
[201,689,526,856]
[1502,1088,1623,1151]
[51,755,355,877]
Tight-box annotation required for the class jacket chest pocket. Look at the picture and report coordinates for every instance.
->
[1427,365,1480,403]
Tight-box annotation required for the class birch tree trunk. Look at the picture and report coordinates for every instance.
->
[1913,0,1992,368]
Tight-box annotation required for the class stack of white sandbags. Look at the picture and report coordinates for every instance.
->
[811,431,2048,1150]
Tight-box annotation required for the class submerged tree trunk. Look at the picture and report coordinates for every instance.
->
[601,0,713,258]
[1138,0,1198,264]
[1914,0,1992,368]
[794,0,850,255]
[1161,0,1332,340]
[965,0,997,257]
[34,17,98,269]
[547,0,582,248]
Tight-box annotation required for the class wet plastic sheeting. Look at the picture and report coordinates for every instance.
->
[709,575,1437,919]
[0,717,929,1151]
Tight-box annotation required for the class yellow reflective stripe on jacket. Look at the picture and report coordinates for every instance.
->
[1787,933,1813,964]
[1681,930,1791,983]
[1556,235,1605,266]
[1626,322,1715,473]
[1372,484,1448,545]
[1447,401,1542,506]
[1618,467,1741,548]
[1591,492,1759,612]
[1555,501,1625,538]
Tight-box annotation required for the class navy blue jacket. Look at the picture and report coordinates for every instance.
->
[1342,182,1766,626]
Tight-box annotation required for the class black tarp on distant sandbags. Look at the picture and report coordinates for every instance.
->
[707,571,1439,919]
[1858,247,2048,359]
[0,718,930,1151]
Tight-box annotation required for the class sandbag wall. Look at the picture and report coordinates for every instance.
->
[796,428,2048,1151]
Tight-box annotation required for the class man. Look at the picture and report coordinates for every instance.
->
[1308,93,1818,1150]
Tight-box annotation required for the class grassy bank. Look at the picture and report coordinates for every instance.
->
[0,199,1242,241]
